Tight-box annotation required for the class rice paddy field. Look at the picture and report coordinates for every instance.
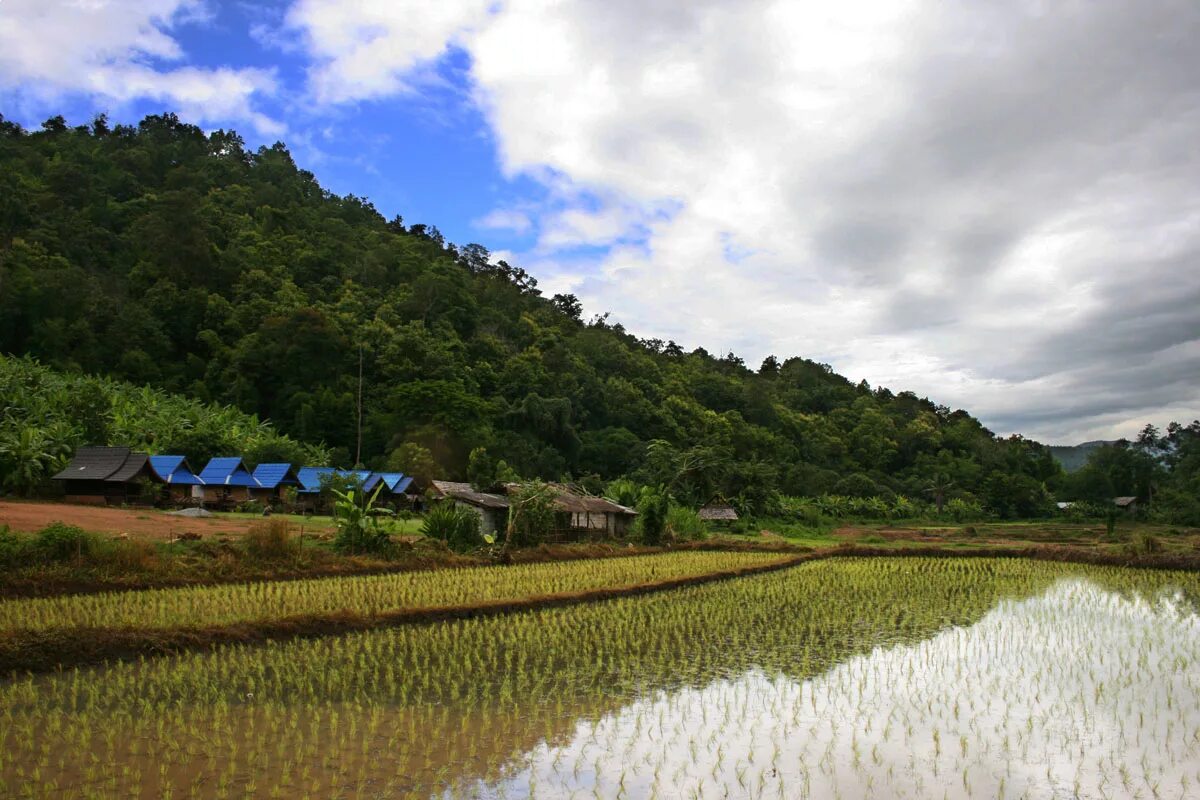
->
[0,551,789,633]
[3,556,1200,798]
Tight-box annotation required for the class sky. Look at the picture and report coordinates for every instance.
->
[1,0,1198,445]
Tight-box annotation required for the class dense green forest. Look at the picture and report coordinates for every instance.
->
[0,112,1189,520]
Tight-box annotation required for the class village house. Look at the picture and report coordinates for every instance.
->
[429,480,510,539]
[197,457,261,505]
[52,446,162,505]
[148,455,205,504]
[543,483,638,538]
[364,472,419,508]
[250,463,303,506]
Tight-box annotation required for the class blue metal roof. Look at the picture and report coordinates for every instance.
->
[251,463,301,490]
[364,472,413,494]
[149,455,205,486]
[198,457,261,488]
[296,467,372,494]
[296,467,334,494]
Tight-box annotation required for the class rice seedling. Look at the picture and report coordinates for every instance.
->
[0,557,1197,798]
[0,551,789,634]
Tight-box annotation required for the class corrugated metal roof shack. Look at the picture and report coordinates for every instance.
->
[52,446,163,505]
[197,457,261,506]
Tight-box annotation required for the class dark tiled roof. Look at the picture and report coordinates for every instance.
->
[52,446,132,481]
[107,453,157,483]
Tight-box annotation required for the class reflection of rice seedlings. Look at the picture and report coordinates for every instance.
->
[1,558,1199,798]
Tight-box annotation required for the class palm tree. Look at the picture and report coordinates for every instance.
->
[925,474,955,515]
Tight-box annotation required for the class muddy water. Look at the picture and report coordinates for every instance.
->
[2,559,1198,798]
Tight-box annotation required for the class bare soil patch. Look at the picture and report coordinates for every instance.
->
[0,500,332,540]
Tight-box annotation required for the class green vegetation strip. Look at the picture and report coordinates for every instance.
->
[3,558,1195,798]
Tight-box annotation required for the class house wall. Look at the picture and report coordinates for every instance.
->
[455,500,498,538]
[202,485,252,503]
[570,511,609,530]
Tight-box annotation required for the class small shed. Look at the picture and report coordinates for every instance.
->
[1113,496,1139,514]
[251,463,303,505]
[698,503,739,524]
[429,480,510,538]
[149,455,206,504]
[546,484,637,538]
[53,446,162,505]
[197,457,261,504]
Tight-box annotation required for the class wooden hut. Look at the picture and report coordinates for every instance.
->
[250,463,302,506]
[52,446,162,505]
[148,455,205,504]
[698,503,739,524]
[546,484,637,538]
[197,457,261,506]
[429,480,510,538]
[498,483,637,540]
[1113,496,1139,515]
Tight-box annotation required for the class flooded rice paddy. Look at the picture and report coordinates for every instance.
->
[3,557,1199,798]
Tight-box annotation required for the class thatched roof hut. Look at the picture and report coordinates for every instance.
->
[698,503,739,522]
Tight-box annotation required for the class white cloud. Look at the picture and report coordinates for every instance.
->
[462,0,1200,442]
[475,208,532,236]
[0,0,281,134]
[284,0,490,104]
[250,1,1200,441]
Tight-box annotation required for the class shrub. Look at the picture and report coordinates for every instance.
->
[331,485,394,555]
[34,522,103,561]
[0,525,30,566]
[637,489,670,546]
[236,500,266,514]
[421,503,487,552]
[604,478,642,509]
[244,519,298,560]
[1126,531,1162,556]
[831,473,880,499]
[504,482,557,549]
[665,504,705,541]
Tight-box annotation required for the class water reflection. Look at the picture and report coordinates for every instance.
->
[473,579,1200,799]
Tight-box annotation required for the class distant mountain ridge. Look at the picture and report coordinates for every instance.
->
[1048,440,1116,473]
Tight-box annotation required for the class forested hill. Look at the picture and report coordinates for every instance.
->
[0,113,1064,514]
